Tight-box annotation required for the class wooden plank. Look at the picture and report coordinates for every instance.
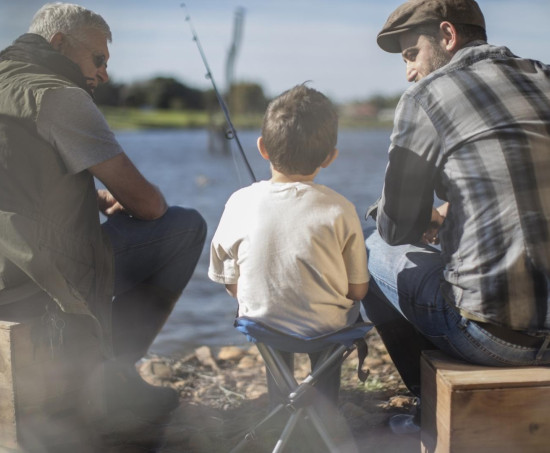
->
[422,352,451,453]
[421,350,550,453]
[8,314,103,414]
[449,386,550,453]
[0,322,20,450]
[0,313,105,451]
[422,350,550,390]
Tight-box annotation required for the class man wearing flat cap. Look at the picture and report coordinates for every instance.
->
[363,0,550,401]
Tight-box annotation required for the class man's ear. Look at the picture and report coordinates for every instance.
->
[257,136,270,161]
[49,32,66,52]
[440,21,460,53]
[320,148,339,168]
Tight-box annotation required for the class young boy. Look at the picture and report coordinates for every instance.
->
[208,84,369,405]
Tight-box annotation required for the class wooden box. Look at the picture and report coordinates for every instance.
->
[0,313,105,451]
[421,350,550,453]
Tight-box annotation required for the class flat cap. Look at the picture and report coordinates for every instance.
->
[377,0,485,53]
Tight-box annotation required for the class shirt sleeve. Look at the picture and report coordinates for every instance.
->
[36,87,123,174]
[377,93,441,245]
[208,196,241,285]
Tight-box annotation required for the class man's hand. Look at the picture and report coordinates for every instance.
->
[421,202,448,245]
[90,153,167,220]
[97,189,126,216]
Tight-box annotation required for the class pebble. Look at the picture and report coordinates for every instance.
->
[217,346,246,361]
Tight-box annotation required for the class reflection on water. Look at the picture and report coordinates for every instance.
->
[115,128,391,356]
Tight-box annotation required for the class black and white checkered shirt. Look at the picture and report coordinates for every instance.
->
[377,43,550,333]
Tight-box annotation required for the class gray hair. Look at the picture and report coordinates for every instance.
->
[28,2,112,43]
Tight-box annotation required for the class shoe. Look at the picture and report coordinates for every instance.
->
[104,361,180,418]
[389,412,421,435]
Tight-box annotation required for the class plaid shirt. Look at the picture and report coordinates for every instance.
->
[377,43,550,333]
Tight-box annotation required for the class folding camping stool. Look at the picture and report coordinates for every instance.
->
[230,316,373,453]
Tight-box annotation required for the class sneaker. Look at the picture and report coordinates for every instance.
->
[388,413,421,435]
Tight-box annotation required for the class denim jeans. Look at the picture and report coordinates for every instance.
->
[363,225,550,367]
[102,206,206,297]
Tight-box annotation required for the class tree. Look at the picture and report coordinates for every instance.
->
[147,77,204,110]
[94,79,123,106]
[227,82,267,115]
[368,94,401,111]
[121,82,148,108]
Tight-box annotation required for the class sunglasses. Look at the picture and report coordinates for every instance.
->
[66,34,107,69]
[91,53,107,69]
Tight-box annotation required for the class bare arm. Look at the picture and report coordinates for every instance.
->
[436,202,449,218]
[225,283,238,298]
[347,281,369,301]
[90,153,167,220]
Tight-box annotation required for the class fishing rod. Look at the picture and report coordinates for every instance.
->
[181,3,257,183]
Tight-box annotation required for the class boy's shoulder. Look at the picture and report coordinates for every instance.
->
[223,181,270,210]
[227,180,267,199]
[225,181,356,212]
[311,183,356,208]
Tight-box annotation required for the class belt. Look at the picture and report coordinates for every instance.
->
[473,321,545,348]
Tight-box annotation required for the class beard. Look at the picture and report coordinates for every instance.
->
[428,39,453,74]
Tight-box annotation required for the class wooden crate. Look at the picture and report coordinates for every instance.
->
[421,350,550,453]
[0,312,105,451]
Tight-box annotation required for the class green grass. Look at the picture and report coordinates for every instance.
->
[100,107,211,130]
[100,107,264,131]
[100,106,392,131]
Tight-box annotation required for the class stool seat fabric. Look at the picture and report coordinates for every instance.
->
[234,316,373,353]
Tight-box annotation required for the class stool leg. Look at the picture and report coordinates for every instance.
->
[272,408,303,453]
[306,406,358,453]
[229,403,286,453]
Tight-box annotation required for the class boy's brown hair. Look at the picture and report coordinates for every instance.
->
[261,84,338,175]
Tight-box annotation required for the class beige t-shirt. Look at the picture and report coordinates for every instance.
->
[209,180,369,336]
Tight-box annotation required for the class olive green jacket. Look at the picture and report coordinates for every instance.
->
[0,55,114,354]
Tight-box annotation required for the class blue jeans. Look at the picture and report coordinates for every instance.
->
[363,226,550,368]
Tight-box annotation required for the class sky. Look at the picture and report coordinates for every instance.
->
[1,0,549,103]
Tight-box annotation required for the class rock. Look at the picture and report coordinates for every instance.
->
[195,346,220,371]
[150,361,173,379]
[245,385,267,399]
[387,395,416,409]
[237,355,257,369]
[365,357,384,368]
[137,358,172,385]
[217,346,246,361]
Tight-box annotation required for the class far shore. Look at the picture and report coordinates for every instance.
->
[100,106,393,131]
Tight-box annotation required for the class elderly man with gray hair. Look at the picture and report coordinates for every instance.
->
[0,1,206,438]
[362,0,550,428]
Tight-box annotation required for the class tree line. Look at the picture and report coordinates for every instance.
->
[94,76,401,118]
[94,77,269,115]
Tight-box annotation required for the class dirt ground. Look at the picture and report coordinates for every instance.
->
[127,329,422,453]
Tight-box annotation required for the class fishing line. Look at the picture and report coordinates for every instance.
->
[181,3,257,183]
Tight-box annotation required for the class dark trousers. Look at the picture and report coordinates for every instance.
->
[102,206,206,363]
